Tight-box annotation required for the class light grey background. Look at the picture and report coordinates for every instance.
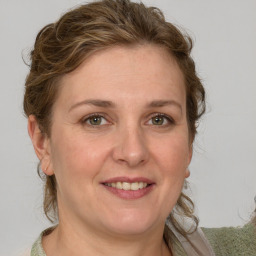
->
[0,0,255,255]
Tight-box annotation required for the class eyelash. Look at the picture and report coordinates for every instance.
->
[81,113,175,127]
[147,113,175,126]
[81,113,110,127]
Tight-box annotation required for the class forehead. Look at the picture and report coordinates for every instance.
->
[56,44,186,109]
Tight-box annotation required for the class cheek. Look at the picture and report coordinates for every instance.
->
[156,138,190,211]
[155,134,190,173]
[50,130,110,181]
[153,134,190,197]
[49,131,111,210]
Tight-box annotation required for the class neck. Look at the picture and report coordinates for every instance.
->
[42,218,172,256]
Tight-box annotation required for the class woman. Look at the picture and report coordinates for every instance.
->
[23,0,255,255]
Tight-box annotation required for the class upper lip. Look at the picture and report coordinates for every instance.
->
[101,176,154,184]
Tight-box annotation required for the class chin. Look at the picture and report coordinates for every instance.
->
[100,210,162,236]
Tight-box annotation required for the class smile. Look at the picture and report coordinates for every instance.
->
[101,177,155,199]
[103,182,148,191]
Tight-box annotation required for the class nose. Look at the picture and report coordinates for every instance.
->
[112,125,149,168]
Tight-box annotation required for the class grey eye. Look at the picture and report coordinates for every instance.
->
[88,116,103,125]
[151,116,165,125]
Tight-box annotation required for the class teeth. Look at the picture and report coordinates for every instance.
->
[116,182,122,189]
[104,181,148,190]
[123,182,131,190]
[131,182,138,190]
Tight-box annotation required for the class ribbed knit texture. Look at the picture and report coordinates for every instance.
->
[31,231,46,256]
[202,224,256,256]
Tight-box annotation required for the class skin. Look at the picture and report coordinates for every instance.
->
[28,44,192,256]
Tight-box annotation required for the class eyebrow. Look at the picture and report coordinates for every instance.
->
[69,99,115,112]
[148,100,182,111]
[69,99,182,112]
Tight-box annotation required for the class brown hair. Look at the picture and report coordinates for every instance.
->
[24,0,205,236]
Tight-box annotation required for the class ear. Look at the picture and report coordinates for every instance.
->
[188,145,193,165]
[27,115,54,176]
[185,145,193,178]
[185,169,190,178]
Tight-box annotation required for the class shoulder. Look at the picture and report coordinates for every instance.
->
[202,223,256,256]
[30,234,46,256]
[165,220,215,256]
[30,226,56,256]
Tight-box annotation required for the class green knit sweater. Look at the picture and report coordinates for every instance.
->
[31,224,256,256]
[202,224,256,256]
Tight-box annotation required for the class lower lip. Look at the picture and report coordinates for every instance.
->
[102,184,155,200]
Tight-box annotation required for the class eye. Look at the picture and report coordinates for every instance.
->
[151,115,165,125]
[83,114,109,126]
[147,114,174,126]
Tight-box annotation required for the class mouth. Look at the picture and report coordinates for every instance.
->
[103,181,149,191]
[101,177,154,199]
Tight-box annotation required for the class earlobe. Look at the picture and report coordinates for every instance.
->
[185,169,190,178]
[28,115,54,176]
[185,146,193,178]
[40,155,53,176]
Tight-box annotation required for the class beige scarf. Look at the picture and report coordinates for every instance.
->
[165,220,216,256]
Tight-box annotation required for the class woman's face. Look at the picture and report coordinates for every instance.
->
[44,45,192,236]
